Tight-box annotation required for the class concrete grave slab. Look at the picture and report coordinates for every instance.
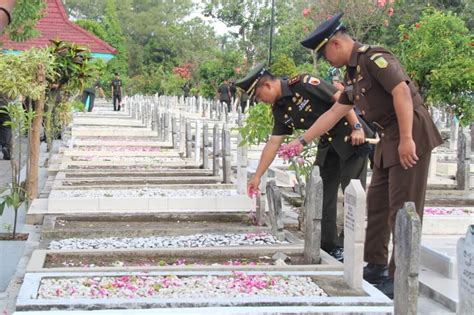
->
[16,271,392,311]
[13,306,394,314]
[26,246,344,273]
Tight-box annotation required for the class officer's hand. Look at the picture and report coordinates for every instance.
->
[398,138,418,169]
[288,139,304,154]
[247,176,261,199]
[350,129,365,146]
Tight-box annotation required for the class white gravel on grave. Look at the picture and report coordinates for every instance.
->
[71,156,182,162]
[48,232,287,250]
[53,187,236,198]
[37,274,327,299]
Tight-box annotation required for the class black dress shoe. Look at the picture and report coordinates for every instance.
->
[376,278,394,299]
[363,263,388,284]
[2,146,10,160]
[329,246,344,262]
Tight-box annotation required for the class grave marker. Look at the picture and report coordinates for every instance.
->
[457,225,474,315]
[222,125,231,184]
[195,121,201,163]
[343,179,366,289]
[171,116,178,149]
[164,112,170,142]
[185,121,192,158]
[394,202,422,315]
[304,167,323,264]
[213,124,220,176]
[202,123,209,169]
[266,180,285,241]
[457,127,471,191]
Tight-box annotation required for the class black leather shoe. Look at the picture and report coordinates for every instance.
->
[363,263,388,284]
[376,278,394,299]
[2,146,10,160]
[329,246,344,262]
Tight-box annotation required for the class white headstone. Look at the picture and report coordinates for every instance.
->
[394,202,422,315]
[304,167,323,264]
[343,179,366,289]
[457,225,474,315]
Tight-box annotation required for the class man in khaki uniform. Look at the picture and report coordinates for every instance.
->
[290,12,443,298]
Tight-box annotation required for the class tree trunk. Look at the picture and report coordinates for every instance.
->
[26,64,45,200]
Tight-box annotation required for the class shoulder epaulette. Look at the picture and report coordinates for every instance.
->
[288,75,301,86]
[370,53,383,60]
[357,45,370,53]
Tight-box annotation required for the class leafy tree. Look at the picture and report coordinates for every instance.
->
[197,49,241,98]
[0,48,56,233]
[396,8,473,125]
[238,103,273,146]
[103,0,128,76]
[203,0,272,66]
[74,19,108,42]
[271,55,298,78]
[3,0,45,42]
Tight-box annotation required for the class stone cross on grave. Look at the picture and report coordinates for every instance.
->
[394,202,422,315]
[457,224,474,315]
[343,179,366,288]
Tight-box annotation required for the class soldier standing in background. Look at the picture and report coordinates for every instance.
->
[111,72,123,111]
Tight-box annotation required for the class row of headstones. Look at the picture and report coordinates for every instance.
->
[128,95,248,125]
[264,166,473,314]
[128,95,252,188]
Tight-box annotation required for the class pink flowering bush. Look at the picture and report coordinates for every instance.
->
[277,144,301,161]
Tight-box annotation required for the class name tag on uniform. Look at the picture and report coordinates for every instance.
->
[298,99,309,111]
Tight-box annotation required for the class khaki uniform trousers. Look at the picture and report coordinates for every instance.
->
[364,152,431,277]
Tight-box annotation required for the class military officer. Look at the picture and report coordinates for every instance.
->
[236,63,369,262]
[291,12,443,298]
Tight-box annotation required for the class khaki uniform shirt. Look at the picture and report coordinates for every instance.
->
[338,42,443,168]
[272,75,359,163]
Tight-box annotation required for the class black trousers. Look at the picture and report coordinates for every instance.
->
[0,112,11,148]
[113,94,122,111]
[220,100,231,113]
[316,145,368,252]
[82,91,95,112]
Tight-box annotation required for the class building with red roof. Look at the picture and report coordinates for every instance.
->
[0,0,117,61]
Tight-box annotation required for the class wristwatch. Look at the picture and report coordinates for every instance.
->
[353,122,362,130]
[298,135,308,146]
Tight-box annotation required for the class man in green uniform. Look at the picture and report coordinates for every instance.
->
[293,12,443,298]
[236,63,369,262]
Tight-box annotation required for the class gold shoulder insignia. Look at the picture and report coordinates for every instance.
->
[370,53,383,61]
[288,75,301,85]
[374,56,388,68]
[358,45,370,53]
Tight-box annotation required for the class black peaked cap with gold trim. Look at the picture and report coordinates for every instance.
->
[300,12,345,59]
[235,62,270,96]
